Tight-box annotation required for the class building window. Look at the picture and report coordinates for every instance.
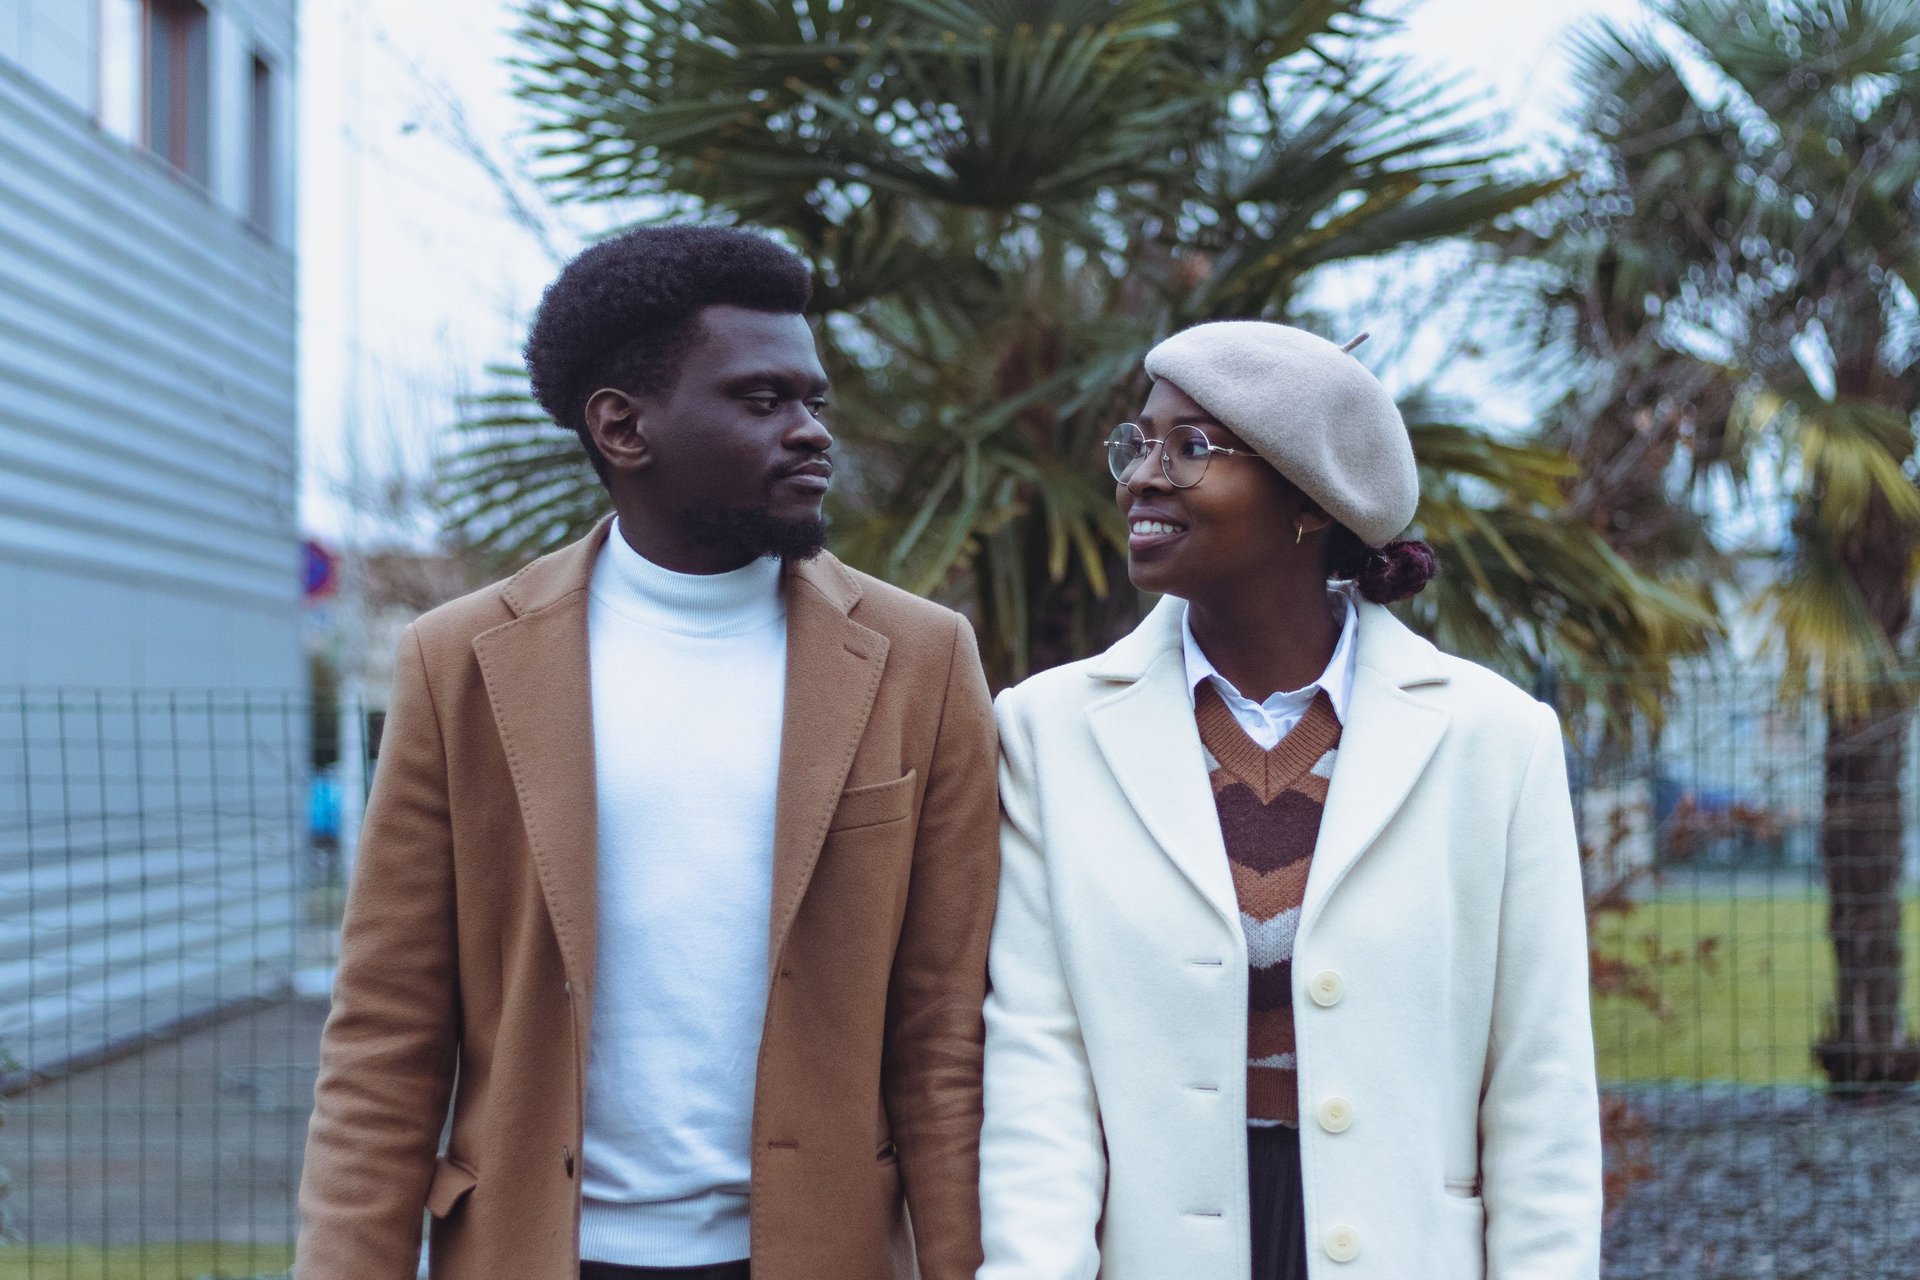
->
[249,53,275,232]
[145,0,210,185]
[99,0,143,144]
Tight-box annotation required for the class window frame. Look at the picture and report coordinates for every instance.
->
[247,50,276,234]
[143,0,212,186]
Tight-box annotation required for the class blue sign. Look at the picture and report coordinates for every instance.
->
[304,539,338,600]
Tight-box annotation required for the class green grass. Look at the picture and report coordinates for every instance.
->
[0,1244,289,1280]
[1592,891,1920,1085]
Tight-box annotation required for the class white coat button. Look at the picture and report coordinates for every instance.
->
[1325,1225,1361,1262]
[1309,971,1344,1007]
[1317,1096,1353,1133]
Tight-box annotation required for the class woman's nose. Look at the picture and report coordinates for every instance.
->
[1126,442,1172,494]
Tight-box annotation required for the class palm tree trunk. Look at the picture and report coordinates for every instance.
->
[1816,684,1920,1087]
[1815,489,1920,1089]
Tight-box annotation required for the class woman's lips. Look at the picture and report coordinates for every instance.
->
[1128,516,1187,552]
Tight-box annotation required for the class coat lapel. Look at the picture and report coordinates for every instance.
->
[765,554,890,979]
[1084,595,1456,937]
[471,520,609,1014]
[1300,601,1451,933]
[1085,598,1241,933]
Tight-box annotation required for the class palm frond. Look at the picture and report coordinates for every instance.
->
[1746,388,1920,536]
[1761,532,1909,709]
[448,0,1718,686]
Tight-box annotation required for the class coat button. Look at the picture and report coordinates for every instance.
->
[1325,1225,1360,1262]
[1309,971,1344,1007]
[1316,1097,1354,1133]
[562,1145,574,1177]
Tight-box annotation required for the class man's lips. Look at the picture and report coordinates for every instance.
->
[778,459,833,491]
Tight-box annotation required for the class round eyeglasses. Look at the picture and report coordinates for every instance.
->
[1105,422,1261,488]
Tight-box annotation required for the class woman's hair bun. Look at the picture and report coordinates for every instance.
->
[1355,539,1439,604]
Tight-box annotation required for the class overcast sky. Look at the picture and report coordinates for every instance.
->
[296,0,1646,545]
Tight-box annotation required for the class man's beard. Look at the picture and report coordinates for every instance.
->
[683,504,828,564]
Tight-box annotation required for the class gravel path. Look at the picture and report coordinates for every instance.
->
[1603,1084,1920,1279]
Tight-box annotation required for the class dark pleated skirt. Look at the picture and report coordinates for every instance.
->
[1248,1124,1311,1280]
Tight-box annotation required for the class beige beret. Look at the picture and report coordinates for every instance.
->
[1142,321,1418,547]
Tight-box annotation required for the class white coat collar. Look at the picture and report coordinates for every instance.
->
[1084,593,1453,935]
[1088,593,1450,690]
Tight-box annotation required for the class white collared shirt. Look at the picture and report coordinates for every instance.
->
[1181,589,1358,748]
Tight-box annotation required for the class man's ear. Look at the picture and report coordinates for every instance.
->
[584,387,652,474]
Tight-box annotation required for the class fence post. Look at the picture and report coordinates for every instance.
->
[338,681,366,888]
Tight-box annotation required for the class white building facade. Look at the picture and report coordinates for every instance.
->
[0,0,302,1080]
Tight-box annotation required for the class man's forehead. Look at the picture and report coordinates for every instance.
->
[688,305,825,377]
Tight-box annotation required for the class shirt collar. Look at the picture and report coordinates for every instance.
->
[1181,587,1359,722]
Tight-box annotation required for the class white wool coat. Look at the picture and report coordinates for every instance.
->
[978,597,1602,1280]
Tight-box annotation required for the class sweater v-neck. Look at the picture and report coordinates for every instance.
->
[1195,684,1341,806]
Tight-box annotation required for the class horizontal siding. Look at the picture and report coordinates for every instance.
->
[2,0,91,117]
[0,57,298,635]
[0,3,303,1081]
[0,492,296,614]
[0,211,294,431]
[0,125,298,395]
[0,374,288,536]
[0,561,302,687]
[0,118,297,446]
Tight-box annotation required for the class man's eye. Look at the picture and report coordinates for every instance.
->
[805,398,830,419]
[744,395,780,414]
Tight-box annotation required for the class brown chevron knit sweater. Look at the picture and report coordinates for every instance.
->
[1194,683,1342,1129]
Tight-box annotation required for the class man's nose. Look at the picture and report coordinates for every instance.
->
[785,409,833,452]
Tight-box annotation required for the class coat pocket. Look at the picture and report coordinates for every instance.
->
[1439,1190,1486,1279]
[828,770,917,833]
[426,1155,479,1219]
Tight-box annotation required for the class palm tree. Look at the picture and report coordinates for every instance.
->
[1509,0,1920,1087]
[446,0,1715,687]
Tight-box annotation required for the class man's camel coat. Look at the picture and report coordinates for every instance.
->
[296,520,999,1280]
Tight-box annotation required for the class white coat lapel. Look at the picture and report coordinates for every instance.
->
[1084,599,1241,933]
[1302,601,1451,931]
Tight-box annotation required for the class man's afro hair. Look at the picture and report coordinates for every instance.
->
[523,224,814,475]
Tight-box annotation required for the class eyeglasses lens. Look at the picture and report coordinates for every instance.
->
[1163,425,1211,488]
[1106,423,1148,483]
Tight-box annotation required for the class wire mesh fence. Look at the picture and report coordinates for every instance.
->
[0,674,1916,1278]
[0,689,337,1280]
[1571,668,1920,1278]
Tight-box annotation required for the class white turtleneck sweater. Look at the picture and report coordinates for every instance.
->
[579,521,787,1266]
